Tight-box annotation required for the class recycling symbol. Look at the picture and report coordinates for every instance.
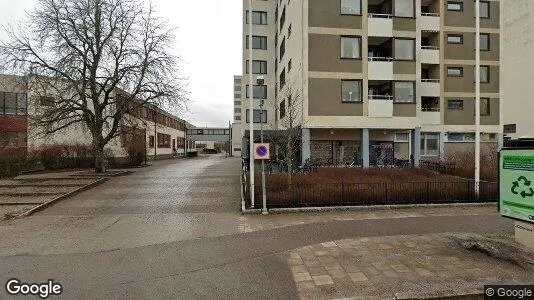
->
[511,176,534,199]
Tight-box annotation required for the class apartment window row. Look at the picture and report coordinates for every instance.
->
[0,132,27,148]
[245,109,268,123]
[341,81,415,103]
[245,84,268,99]
[341,37,415,60]
[246,35,267,50]
[0,92,27,115]
[188,129,230,135]
[246,60,267,74]
[446,33,491,51]
[447,98,491,115]
[447,1,490,19]
[446,66,490,83]
[246,11,268,25]
[341,0,414,17]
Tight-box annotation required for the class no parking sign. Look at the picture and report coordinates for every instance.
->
[253,143,270,160]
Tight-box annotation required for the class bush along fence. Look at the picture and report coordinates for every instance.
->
[243,178,497,209]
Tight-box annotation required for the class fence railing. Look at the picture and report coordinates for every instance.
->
[368,56,393,62]
[421,12,440,17]
[244,180,497,208]
[368,13,393,19]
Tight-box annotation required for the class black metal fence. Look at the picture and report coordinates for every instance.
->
[243,177,497,209]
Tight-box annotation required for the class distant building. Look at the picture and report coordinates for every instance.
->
[0,74,190,161]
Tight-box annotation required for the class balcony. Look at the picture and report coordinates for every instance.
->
[368,95,393,118]
[420,46,440,64]
[368,14,393,37]
[420,13,440,31]
[368,37,393,80]
[420,79,440,97]
[421,97,440,125]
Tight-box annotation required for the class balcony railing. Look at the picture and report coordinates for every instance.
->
[421,12,439,17]
[422,79,440,83]
[369,94,393,100]
[368,13,393,19]
[422,107,440,112]
[421,45,439,50]
[368,56,393,62]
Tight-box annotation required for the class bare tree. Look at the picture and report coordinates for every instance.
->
[0,0,187,172]
[278,83,305,186]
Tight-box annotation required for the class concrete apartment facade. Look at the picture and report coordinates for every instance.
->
[501,0,534,140]
[0,74,189,161]
[243,0,501,166]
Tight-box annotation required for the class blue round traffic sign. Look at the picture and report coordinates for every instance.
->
[256,145,268,157]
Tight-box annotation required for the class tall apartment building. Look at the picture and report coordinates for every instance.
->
[501,0,534,140]
[243,0,501,166]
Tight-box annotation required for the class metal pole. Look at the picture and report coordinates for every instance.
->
[248,0,255,209]
[260,105,267,214]
[475,0,481,198]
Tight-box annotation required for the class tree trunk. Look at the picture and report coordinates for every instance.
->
[287,137,292,186]
[92,136,106,173]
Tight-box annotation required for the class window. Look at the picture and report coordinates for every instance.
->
[246,11,267,25]
[447,1,462,11]
[280,68,286,88]
[394,39,415,60]
[447,34,463,44]
[478,1,489,18]
[245,85,267,99]
[447,99,464,110]
[149,135,155,148]
[480,98,490,116]
[341,0,361,15]
[17,93,27,115]
[280,6,286,30]
[288,59,292,72]
[279,100,286,119]
[246,36,267,50]
[288,24,292,38]
[447,67,463,77]
[235,116,241,121]
[395,133,409,142]
[475,66,490,83]
[234,94,241,99]
[4,92,16,115]
[234,86,241,92]
[420,133,439,156]
[246,109,268,123]
[395,0,414,17]
[341,36,361,59]
[246,60,267,74]
[157,133,171,148]
[280,38,286,58]
[394,82,415,103]
[447,133,463,142]
[478,33,490,51]
[234,101,242,106]
[341,80,362,102]
[235,108,241,113]
[0,94,3,114]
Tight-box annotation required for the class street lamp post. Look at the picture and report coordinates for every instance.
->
[475,0,481,198]
[248,0,255,209]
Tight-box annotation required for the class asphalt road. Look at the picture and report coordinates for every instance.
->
[0,155,514,299]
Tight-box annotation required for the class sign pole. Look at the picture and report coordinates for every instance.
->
[260,102,267,214]
[248,0,255,209]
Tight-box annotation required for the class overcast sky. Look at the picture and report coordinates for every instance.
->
[0,0,242,128]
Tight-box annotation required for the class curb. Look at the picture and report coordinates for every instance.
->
[12,177,109,219]
[242,202,497,214]
[70,170,133,178]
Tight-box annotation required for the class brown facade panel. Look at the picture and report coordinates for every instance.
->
[444,32,500,61]
[308,78,363,116]
[309,34,363,73]
[444,98,499,125]
[393,18,416,31]
[444,1,499,29]
[444,65,499,93]
[393,104,416,117]
[308,0,363,29]
[393,61,416,74]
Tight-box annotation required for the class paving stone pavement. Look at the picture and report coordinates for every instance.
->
[282,233,534,299]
